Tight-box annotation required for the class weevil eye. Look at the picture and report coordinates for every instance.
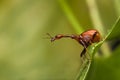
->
[92,32,101,43]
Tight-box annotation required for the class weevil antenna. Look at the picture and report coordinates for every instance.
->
[46,33,55,42]
[46,33,53,38]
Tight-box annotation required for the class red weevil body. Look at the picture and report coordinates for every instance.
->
[47,29,101,57]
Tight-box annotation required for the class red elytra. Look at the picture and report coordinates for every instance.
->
[47,29,101,57]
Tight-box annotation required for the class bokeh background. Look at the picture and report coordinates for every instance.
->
[0,0,120,80]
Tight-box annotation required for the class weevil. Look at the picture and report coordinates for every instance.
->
[47,29,101,57]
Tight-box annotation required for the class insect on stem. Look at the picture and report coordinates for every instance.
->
[47,29,101,59]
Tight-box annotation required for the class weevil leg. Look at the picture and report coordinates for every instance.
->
[79,40,92,62]
[85,41,92,61]
[79,40,87,57]
[80,48,86,57]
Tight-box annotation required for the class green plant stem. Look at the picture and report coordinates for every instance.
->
[86,0,105,35]
[58,0,84,33]
[75,59,91,80]
[114,0,120,16]
[86,0,111,56]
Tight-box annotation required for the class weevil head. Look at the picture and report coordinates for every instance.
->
[51,34,64,42]
[46,33,64,42]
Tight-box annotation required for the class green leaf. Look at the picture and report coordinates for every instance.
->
[75,17,120,80]
[86,45,120,80]
[92,17,120,56]
[86,17,120,80]
[107,17,120,40]
[75,60,91,80]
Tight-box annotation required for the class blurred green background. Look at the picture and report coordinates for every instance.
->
[0,0,120,80]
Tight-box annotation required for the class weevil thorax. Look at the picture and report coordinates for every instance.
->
[78,29,101,47]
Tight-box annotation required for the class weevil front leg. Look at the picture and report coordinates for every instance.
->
[79,39,92,61]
